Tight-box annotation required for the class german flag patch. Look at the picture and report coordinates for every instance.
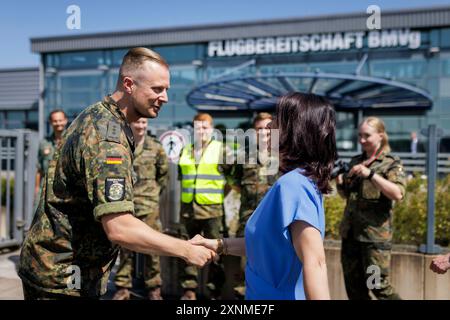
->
[106,156,123,165]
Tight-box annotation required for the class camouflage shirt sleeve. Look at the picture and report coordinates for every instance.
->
[85,128,135,221]
[220,144,238,186]
[385,157,407,200]
[156,141,169,193]
[36,141,44,173]
[37,140,49,173]
[233,164,243,188]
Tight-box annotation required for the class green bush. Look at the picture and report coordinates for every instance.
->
[324,175,450,247]
[1,178,15,208]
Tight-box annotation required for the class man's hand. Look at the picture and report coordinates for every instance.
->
[189,234,219,252]
[184,242,216,267]
[430,253,450,274]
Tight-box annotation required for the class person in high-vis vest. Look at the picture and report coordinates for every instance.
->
[178,113,235,300]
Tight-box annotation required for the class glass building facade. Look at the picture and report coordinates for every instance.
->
[37,8,450,152]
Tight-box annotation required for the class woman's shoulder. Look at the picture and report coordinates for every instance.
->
[383,152,401,162]
[275,169,319,195]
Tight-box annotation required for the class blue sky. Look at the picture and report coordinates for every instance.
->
[1,0,449,68]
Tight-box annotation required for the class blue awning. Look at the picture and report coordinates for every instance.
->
[186,72,433,113]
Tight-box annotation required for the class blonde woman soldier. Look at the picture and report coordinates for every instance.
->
[336,117,406,300]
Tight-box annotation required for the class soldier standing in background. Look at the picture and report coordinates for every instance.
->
[113,118,168,300]
[34,109,68,200]
[232,112,278,299]
[336,117,406,300]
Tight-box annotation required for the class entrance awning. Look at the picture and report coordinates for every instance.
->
[186,72,433,113]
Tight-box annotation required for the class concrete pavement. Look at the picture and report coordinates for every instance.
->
[0,248,23,300]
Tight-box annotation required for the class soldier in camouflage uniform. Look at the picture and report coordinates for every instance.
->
[336,117,406,300]
[18,47,215,299]
[232,112,278,298]
[178,113,236,300]
[113,118,169,300]
[35,110,68,201]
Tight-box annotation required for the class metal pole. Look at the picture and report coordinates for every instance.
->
[426,124,438,254]
[356,110,363,153]
[13,132,25,243]
[38,56,45,140]
[24,131,39,230]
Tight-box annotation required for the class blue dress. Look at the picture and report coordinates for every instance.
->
[245,168,325,300]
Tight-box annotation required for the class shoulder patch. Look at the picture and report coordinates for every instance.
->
[105,177,125,202]
[106,121,121,143]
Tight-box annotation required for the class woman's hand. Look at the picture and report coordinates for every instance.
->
[336,173,344,185]
[189,234,219,252]
[348,164,371,178]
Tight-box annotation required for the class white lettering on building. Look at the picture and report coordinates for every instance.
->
[207,29,421,57]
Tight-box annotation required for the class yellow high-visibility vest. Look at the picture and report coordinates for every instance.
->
[179,140,225,204]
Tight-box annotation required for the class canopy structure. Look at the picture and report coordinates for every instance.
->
[186,72,433,113]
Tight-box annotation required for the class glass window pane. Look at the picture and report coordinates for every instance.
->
[6,111,25,129]
[60,51,105,69]
[112,49,128,66]
[153,44,201,64]
[57,74,103,119]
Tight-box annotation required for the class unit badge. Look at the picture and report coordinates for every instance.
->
[105,177,125,202]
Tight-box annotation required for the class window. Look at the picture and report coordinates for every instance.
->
[59,51,105,69]
[369,58,426,80]
[5,111,26,129]
[153,45,202,64]
[58,74,103,120]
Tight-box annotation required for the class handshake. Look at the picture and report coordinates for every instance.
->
[183,234,222,267]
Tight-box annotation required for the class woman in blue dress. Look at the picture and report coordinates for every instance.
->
[191,92,337,300]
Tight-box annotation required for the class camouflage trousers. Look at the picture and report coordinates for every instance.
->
[114,213,162,290]
[341,237,401,300]
[179,216,226,297]
[22,282,99,300]
[232,214,251,298]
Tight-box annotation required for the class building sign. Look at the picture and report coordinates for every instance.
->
[208,29,421,57]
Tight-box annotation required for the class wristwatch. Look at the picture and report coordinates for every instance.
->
[367,169,375,180]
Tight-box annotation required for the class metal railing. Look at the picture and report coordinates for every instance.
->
[337,151,450,173]
[0,130,38,249]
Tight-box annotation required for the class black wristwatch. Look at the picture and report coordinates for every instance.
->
[367,169,375,180]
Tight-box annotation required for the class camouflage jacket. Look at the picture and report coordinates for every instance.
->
[133,135,169,218]
[37,133,59,176]
[338,151,406,243]
[235,157,279,224]
[19,96,136,297]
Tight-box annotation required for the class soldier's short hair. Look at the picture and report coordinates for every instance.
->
[253,112,272,127]
[193,113,213,125]
[48,109,67,121]
[118,47,169,81]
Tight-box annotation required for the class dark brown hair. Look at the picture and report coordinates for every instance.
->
[274,92,337,194]
[48,109,67,121]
